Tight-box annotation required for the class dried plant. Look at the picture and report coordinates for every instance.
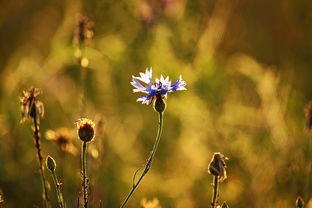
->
[20,87,50,207]
[208,152,228,208]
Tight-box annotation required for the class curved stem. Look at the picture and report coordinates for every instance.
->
[82,141,88,208]
[33,116,49,207]
[119,112,164,208]
[211,176,219,208]
[51,170,65,208]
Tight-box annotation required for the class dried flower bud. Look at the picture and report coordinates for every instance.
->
[304,101,312,131]
[296,196,304,208]
[73,14,94,47]
[153,94,166,113]
[208,152,228,182]
[76,118,95,142]
[46,155,56,172]
[221,201,229,208]
[20,87,44,123]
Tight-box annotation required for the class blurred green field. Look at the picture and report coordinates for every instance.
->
[0,0,312,207]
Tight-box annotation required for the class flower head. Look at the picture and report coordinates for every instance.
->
[45,128,78,155]
[208,152,228,182]
[20,87,44,123]
[76,118,95,142]
[131,68,186,105]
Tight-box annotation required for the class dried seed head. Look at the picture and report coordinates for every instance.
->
[20,87,44,123]
[73,14,94,47]
[208,152,228,182]
[304,101,312,131]
[153,94,166,113]
[76,118,95,142]
[46,155,56,172]
[296,196,304,208]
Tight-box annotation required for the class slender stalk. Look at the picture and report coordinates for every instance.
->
[211,176,219,208]
[51,170,65,208]
[82,141,88,208]
[305,136,312,198]
[120,112,164,208]
[33,115,49,207]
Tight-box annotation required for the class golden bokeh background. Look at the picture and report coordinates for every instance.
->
[0,0,312,207]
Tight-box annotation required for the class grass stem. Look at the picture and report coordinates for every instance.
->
[119,112,164,208]
[82,141,88,208]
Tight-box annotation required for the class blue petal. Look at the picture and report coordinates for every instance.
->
[136,68,153,85]
[131,76,146,93]
[171,75,186,91]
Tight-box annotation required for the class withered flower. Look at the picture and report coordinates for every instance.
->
[304,101,312,131]
[20,87,44,123]
[140,198,162,208]
[76,118,95,142]
[208,152,228,182]
[296,196,304,208]
[73,14,94,47]
[45,128,78,155]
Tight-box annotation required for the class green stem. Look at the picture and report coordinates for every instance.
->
[119,112,164,208]
[82,141,88,208]
[33,116,49,207]
[211,176,219,208]
[51,170,65,208]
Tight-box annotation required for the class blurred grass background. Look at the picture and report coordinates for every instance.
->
[0,0,312,207]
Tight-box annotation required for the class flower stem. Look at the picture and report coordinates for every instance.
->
[119,112,164,208]
[51,170,65,208]
[305,136,312,198]
[211,176,219,208]
[33,115,49,207]
[82,141,88,208]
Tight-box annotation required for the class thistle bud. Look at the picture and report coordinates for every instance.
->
[46,155,56,172]
[296,196,304,208]
[208,152,228,182]
[76,118,95,142]
[153,94,166,113]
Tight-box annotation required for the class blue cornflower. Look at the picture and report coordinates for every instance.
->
[131,68,186,105]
